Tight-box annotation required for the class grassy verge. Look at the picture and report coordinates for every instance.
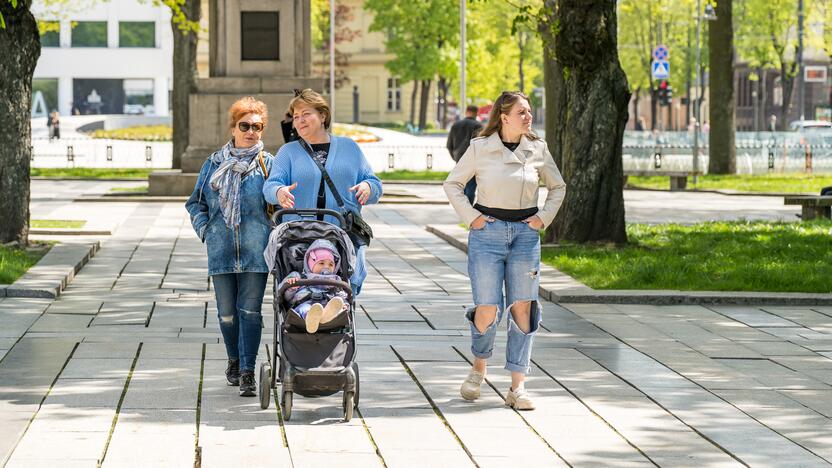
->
[109,185,149,194]
[627,173,832,193]
[542,220,832,293]
[89,125,171,141]
[378,170,448,181]
[31,220,86,229]
[31,168,153,179]
[0,244,51,284]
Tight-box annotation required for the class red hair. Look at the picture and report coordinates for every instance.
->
[228,96,269,130]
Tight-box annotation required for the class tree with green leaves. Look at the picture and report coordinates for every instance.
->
[709,0,736,174]
[311,0,361,90]
[364,0,458,130]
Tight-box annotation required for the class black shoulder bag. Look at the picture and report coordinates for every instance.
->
[299,139,374,247]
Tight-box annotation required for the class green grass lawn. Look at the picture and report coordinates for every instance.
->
[627,173,832,193]
[0,244,50,284]
[543,220,832,293]
[31,220,86,229]
[89,125,171,141]
[31,168,153,179]
[109,185,149,194]
[378,170,448,181]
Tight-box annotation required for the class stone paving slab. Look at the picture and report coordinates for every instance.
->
[5,242,99,299]
[5,200,832,466]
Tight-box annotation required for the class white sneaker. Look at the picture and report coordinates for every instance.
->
[320,297,345,324]
[460,368,485,401]
[305,303,323,333]
[505,387,535,410]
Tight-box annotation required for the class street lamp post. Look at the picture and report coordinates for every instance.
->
[330,0,336,117]
[460,0,466,111]
[692,0,716,185]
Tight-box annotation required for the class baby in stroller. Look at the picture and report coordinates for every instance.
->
[278,239,349,333]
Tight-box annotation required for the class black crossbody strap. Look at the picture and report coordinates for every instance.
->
[298,138,346,209]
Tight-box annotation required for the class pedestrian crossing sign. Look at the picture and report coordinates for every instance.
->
[652,60,670,80]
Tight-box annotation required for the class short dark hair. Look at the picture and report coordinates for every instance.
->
[465,105,478,114]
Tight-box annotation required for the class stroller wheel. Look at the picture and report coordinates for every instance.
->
[343,391,355,422]
[353,363,360,409]
[258,363,271,410]
[281,390,293,421]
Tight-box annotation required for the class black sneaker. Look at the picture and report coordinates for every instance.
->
[239,371,256,397]
[225,359,240,386]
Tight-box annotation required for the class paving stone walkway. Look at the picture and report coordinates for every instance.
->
[2,194,831,467]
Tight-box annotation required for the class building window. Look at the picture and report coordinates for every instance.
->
[32,79,59,116]
[123,79,155,115]
[71,21,107,47]
[40,22,60,47]
[241,12,279,61]
[119,22,155,48]
[387,78,401,112]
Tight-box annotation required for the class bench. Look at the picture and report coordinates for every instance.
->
[623,171,701,191]
[783,196,832,220]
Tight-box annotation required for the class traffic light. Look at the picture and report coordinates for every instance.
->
[658,80,673,106]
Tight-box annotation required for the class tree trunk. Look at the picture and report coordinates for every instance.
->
[649,85,657,130]
[418,79,432,130]
[409,80,418,127]
[540,25,566,244]
[547,0,630,244]
[780,63,797,130]
[707,0,736,174]
[633,88,640,128]
[171,0,201,170]
[0,1,40,245]
[518,33,526,93]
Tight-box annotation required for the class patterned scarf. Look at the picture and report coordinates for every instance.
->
[210,139,264,229]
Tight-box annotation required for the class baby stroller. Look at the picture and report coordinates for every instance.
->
[258,208,360,422]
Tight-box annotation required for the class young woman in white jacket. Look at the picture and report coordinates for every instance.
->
[443,91,566,410]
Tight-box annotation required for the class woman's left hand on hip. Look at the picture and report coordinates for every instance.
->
[524,216,544,230]
[349,181,372,205]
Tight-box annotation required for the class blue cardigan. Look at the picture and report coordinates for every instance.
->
[263,136,383,227]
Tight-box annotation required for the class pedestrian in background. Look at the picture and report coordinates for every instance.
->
[444,91,566,411]
[446,105,483,204]
[48,110,61,141]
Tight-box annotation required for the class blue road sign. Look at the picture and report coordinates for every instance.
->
[652,45,669,61]
[652,60,670,80]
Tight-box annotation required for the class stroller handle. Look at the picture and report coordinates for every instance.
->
[272,208,346,228]
[276,278,353,303]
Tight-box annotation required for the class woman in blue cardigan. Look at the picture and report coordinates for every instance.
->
[263,89,382,295]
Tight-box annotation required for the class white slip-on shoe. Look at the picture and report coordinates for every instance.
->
[305,303,324,333]
[460,368,485,401]
[505,387,536,410]
[320,296,345,324]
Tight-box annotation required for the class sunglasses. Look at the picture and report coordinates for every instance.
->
[237,121,264,133]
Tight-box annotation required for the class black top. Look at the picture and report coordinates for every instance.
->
[446,117,483,162]
[474,204,538,223]
[502,141,520,152]
[311,143,331,210]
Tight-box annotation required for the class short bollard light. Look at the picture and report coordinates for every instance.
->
[67,145,74,162]
[804,145,813,172]
[768,150,775,170]
[653,151,662,169]
[426,153,433,170]
[30,146,34,161]
[388,153,394,169]
[145,146,153,163]
[107,145,113,162]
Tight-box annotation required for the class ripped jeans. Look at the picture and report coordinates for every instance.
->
[212,272,267,371]
[467,218,542,374]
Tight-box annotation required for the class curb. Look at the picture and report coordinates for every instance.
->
[379,179,444,185]
[30,228,112,236]
[73,194,448,205]
[625,186,816,198]
[3,241,99,299]
[425,224,832,306]
[31,177,147,182]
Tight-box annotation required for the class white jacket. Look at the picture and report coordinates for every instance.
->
[443,132,567,228]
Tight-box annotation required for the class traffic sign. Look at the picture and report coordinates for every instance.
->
[652,45,669,61]
[652,60,670,80]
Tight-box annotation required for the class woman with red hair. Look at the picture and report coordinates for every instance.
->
[186,96,273,397]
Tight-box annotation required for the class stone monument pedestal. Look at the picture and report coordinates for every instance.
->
[149,0,322,196]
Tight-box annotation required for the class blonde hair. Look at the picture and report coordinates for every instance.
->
[479,91,539,140]
[228,96,269,130]
[287,89,332,129]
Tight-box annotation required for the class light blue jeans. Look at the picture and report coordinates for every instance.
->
[212,272,267,371]
[467,218,542,374]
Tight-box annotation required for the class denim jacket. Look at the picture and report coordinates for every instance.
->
[185,151,274,276]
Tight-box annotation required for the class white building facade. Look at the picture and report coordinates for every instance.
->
[32,0,173,117]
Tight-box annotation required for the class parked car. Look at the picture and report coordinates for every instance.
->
[789,120,832,132]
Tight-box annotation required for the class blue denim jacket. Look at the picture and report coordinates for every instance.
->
[185,151,274,276]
